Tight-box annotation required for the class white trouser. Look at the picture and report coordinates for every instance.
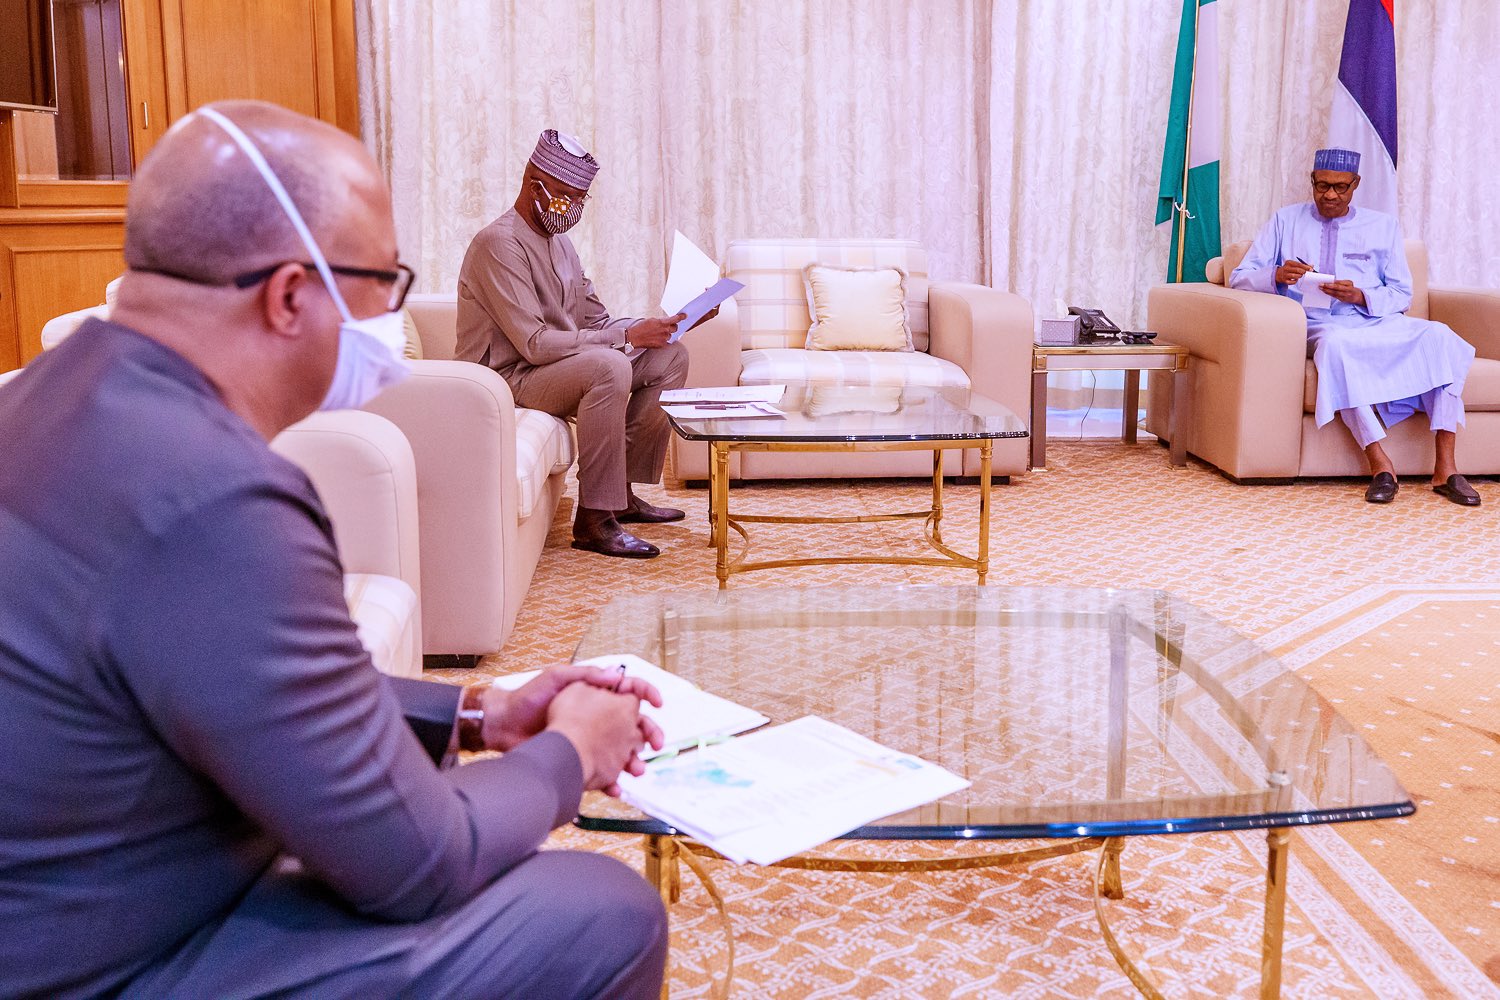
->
[1338,387,1465,449]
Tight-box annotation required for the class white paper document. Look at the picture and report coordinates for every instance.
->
[660,384,787,405]
[661,401,784,421]
[617,716,971,865]
[669,277,744,342]
[1296,271,1338,311]
[493,654,769,759]
[659,231,723,315]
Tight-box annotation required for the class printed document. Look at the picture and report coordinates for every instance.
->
[494,654,768,759]
[617,716,970,865]
[662,401,784,420]
[661,384,787,405]
[659,230,745,341]
[670,278,744,342]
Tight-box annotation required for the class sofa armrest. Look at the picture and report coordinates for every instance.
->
[1146,284,1308,479]
[364,359,519,655]
[678,296,743,388]
[271,410,423,675]
[928,282,1033,412]
[1430,286,1500,360]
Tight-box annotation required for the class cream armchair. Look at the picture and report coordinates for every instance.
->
[1145,240,1500,480]
[669,238,1033,482]
[364,293,574,662]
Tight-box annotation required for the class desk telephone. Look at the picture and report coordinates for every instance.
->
[1067,306,1157,345]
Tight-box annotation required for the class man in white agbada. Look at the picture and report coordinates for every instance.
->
[1230,147,1480,507]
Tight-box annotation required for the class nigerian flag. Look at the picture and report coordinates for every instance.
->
[1157,0,1221,283]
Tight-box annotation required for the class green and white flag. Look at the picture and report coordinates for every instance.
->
[1157,0,1222,283]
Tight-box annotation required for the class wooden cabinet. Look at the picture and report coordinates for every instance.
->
[0,0,357,370]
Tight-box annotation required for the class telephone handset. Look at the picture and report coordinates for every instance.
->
[1067,306,1122,339]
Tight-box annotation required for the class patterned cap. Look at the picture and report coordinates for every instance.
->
[528,129,599,190]
[1313,148,1361,174]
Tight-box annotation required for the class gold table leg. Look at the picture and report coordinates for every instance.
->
[1099,837,1126,899]
[711,442,730,589]
[977,440,992,585]
[644,835,680,1000]
[1261,828,1291,1000]
[930,449,945,547]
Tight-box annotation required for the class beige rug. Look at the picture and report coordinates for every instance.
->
[435,442,1500,998]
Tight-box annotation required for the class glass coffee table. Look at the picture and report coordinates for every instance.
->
[573,586,1414,1000]
[665,383,1027,588]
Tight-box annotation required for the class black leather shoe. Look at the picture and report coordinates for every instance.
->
[1433,474,1481,507]
[617,499,686,524]
[1364,472,1398,504]
[572,509,661,558]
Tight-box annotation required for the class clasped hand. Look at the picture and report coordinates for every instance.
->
[479,663,664,796]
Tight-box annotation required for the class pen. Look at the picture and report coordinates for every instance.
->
[612,664,627,693]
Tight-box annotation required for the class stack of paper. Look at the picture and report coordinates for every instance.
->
[494,654,769,759]
[661,385,787,405]
[661,401,784,421]
[618,716,971,865]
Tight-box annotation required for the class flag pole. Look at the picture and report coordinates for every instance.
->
[1174,0,1201,284]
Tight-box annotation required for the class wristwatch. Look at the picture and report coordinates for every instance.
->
[456,682,488,752]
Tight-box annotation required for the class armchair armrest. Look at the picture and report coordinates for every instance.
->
[929,282,1033,476]
[928,282,1033,409]
[271,410,422,676]
[1430,286,1500,360]
[677,296,742,388]
[364,359,520,655]
[1146,284,1308,479]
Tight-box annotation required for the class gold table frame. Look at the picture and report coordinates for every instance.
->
[706,438,995,589]
[1031,342,1192,470]
[641,826,1291,1000]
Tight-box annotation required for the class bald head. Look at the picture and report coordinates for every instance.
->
[125,100,390,285]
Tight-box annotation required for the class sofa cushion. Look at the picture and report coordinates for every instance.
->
[802,264,913,351]
[343,572,418,678]
[725,239,930,352]
[1302,356,1500,414]
[515,407,574,519]
[740,348,970,388]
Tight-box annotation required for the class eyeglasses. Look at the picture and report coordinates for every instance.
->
[233,262,417,312]
[1312,181,1354,196]
[532,178,589,212]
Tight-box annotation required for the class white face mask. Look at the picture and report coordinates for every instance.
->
[193,107,411,411]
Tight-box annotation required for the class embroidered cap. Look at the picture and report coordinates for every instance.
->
[1313,148,1361,174]
[528,129,599,191]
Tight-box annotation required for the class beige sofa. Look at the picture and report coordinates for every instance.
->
[1145,240,1500,481]
[367,293,573,660]
[669,238,1033,483]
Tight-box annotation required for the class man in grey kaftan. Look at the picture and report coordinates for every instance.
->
[1230,147,1479,506]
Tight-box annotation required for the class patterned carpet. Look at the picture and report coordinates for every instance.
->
[434,441,1500,998]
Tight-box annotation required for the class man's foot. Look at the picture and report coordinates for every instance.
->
[1432,474,1481,507]
[617,495,685,524]
[572,508,660,558]
[1364,471,1398,504]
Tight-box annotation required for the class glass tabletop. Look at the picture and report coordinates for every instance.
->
[664,382,1028,443]
[573,586,1413,840]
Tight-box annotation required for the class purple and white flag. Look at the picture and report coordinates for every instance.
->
[1328,0,1398,214]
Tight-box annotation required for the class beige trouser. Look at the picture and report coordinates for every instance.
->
[508,343,689,510]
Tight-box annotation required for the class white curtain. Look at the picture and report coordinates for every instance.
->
[358,1,1500,331]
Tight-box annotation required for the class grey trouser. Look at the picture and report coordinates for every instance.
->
[509,344,690,510]
[121,851,668,999]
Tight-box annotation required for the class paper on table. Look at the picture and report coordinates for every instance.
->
[494,655,769,759]
[669,277,744,343]
[659,231,723,316]
[661,384,786,405]
[618,716,970,865]
[1296,271,1338,311]
[662,401,784,420]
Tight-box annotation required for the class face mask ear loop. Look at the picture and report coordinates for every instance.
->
[194,107,357,324]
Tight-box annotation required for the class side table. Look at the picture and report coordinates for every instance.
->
[1031,342,1191,470]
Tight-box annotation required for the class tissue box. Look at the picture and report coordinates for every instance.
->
[1037,316,1080,346]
